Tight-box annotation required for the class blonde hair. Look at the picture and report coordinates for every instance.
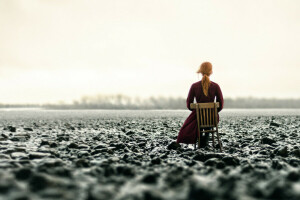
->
[197,62,213,96]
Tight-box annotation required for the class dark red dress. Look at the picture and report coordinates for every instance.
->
[176,81,224,144]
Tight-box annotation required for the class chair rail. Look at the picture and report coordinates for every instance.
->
[190,102,219,109]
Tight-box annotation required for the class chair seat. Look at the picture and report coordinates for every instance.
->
[199,125,215,128]
[200,129,217,133]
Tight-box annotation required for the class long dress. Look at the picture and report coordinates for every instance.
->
[176,81,224,144]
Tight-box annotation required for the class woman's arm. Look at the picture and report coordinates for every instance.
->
[216,84,224,112]
[186,84,195,111]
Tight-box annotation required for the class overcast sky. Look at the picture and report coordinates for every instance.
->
[0,0,299,104]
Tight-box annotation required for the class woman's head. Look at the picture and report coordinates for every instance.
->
[197,62,213,96]
[197,62,213,76]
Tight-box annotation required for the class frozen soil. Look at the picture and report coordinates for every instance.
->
[0,111,299,200]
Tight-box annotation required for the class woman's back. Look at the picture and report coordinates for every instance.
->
[186,81,224,112]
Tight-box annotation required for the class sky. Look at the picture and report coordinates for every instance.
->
[0,0,299,104]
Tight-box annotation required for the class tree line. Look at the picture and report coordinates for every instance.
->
[1,94,299,109]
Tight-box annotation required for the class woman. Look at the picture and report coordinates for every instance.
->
[176,62,224,148]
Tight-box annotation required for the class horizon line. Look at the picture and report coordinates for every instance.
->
[1,95,300,105]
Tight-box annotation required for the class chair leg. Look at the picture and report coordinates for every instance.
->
[198,131,201,149]
[212,132,215,149]
[216,131,223,152]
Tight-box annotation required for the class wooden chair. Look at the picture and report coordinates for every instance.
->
[190,102,223,152]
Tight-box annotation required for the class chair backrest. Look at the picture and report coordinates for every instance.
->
[190,102,219,128]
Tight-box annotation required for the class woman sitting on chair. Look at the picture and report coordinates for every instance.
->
[177,62,224,148]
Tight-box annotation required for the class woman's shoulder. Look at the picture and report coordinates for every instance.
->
[210,81,221,88]
[191,81,202,87]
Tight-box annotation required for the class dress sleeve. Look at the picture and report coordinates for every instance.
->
[186,84,195,111]
[216,84,224,112]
